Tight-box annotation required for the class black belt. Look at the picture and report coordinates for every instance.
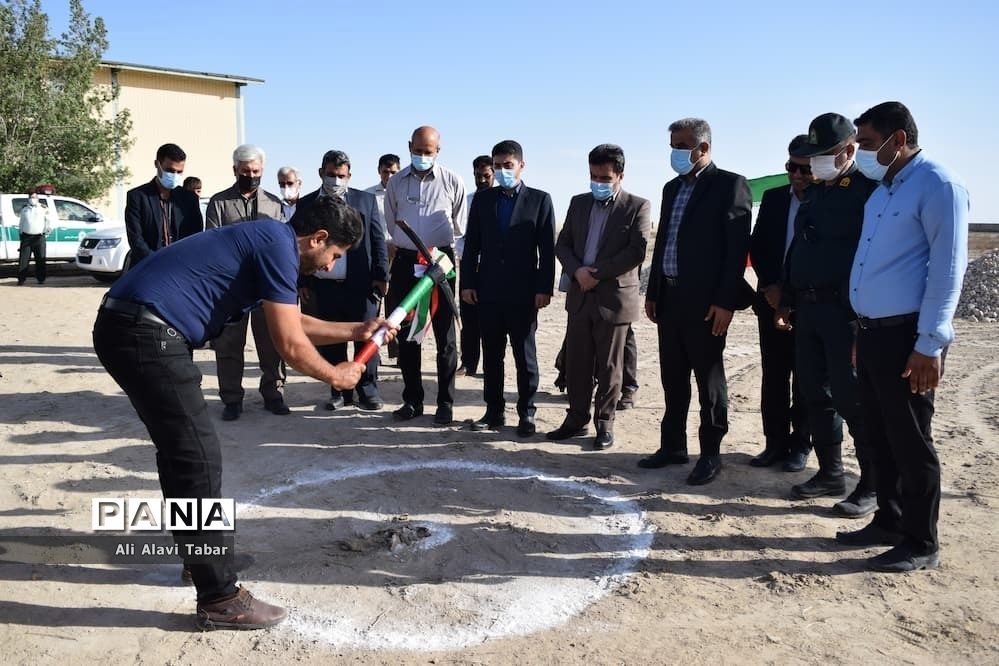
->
[662,275,680,287]
[101,296,172,328]
[795,287,841,304]
[856,313,918,330]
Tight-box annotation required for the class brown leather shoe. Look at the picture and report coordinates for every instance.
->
[196,587,287,630]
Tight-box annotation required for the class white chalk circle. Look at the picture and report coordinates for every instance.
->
[239,460,654,650]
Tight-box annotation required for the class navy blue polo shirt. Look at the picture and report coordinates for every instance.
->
[108,220,300,346]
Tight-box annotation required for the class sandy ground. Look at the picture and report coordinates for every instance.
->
[1,250,998,665]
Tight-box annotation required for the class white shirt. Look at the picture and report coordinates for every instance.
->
[19,201,52,235]
[383,163,466,250]
[785,187,802,258]
[364,182,389,234]
[454,191,480,259]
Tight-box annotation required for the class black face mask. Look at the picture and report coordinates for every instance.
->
[237,174,261,192]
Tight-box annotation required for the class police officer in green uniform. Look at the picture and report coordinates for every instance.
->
[777,113,879,517]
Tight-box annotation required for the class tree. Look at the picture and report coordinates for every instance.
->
[0,0,132,201]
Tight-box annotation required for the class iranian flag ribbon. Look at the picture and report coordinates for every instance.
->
[405,248,453,343]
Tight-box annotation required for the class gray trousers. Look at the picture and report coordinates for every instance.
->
[212,308,286,406]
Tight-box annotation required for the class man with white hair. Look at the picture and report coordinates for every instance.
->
[206,144,288,421]
[277,166,302,221]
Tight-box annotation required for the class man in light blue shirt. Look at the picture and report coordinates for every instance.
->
[837,102,969,574]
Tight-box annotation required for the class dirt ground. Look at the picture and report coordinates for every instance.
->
[1,249,998,665]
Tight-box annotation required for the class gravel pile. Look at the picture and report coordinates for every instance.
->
[957,249,999,322]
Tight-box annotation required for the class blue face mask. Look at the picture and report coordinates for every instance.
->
[670,147,696,175]
[411,153,435,172]
[590,181,615,201]
[495,168,518,189]
[158,169,180,189]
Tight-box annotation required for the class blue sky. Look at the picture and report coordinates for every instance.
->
[44,0,998,222]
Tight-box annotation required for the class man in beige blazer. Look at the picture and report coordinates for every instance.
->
[548,144,650,450]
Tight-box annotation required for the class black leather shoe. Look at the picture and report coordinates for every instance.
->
[546,423,588,440]
[616,390,635,411]
[392,403,423,420]
[782,449,810,472]
[687,455,721,485]
[325,395,345,411]
[592,430,614,451]
[470,412,504,431]
[516,417,536,437]
[791,472,846,499]
[433,407,454,426]
[867,544,940,572]
[833,488,877,518]
[749,448,787,468]
[264,398,290,415]
[637,450,689,469]
[355,398,383,411]
[221,403,243,421]
[455,365,477,377]
[835,521,904,547]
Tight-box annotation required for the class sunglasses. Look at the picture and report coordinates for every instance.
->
[786,162,812,175]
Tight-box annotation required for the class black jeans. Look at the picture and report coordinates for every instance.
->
[755,304,810,453]
[93,309,237,603]
[478,301,539,418]
[313,279,380,402]
[18,233,46,283]
[390,247,457,409]
[857,321,940,554]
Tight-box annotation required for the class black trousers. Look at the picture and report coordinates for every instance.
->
[313,278,380,402]
[390,247,457,408]
[459,299,481,373]
[656,310,728,457]
[794,302,876,489]
[857,320,939,554]
[18,233,46,283]
[479,301,539,418]
[755,304,810,453]
[93,310,236,603]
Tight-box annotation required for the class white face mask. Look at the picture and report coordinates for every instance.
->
[855,136,899,181]
[809,147,851,182]
[322,176,348,199]
[281,185,299,202]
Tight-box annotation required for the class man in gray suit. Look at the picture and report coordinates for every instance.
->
[548,144,651,451]
[205,144,288,421]
[298,150,390,411]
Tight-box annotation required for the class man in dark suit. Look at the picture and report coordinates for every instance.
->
[124,143,203,267]
[298,150,389,411]
[643,118,753,485]
[549,144,650,451]
[460,140,556,437]
[748,135,812,471]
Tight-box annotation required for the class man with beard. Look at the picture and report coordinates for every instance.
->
[93,198,396,629]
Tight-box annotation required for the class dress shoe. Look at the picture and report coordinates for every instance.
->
[325,394,345,411]
[835,521,904,547]
[221,402,243,421]
[867,544,940,573]
[470,413,505,431]
[616,390,636,411]
[546,423,588,440]
[264,398,291,415]
[687,455,721,485]
[392,403,423,421]
[782,449,810,472]
[196,587,287,631]
[432,407,454,426]
[637,450,689,469]
[455,365,477,377]
[833,488,877,518]
[592,430,614,451]
[749,448,787,468]
[516,417,536,437]
[791,472,846,499]
[355,398,383,411]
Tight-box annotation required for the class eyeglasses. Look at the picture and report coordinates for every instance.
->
[278,181,298,187]
[786,162,812,175]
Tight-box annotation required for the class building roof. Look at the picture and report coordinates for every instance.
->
[99,60,264,85]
